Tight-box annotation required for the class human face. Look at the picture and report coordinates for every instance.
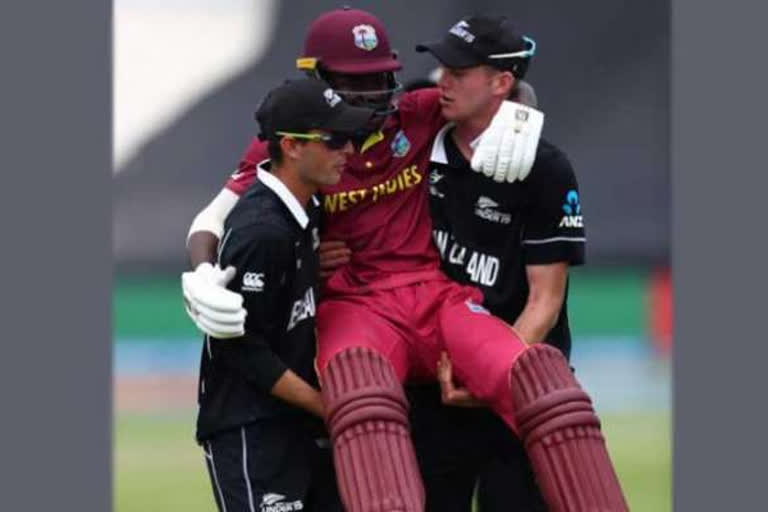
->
[437,65,508,122]
[293,130,354,187]
[325,71,393,108]
[323,71,398,132]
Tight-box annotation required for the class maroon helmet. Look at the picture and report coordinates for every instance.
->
[297,7,402,116]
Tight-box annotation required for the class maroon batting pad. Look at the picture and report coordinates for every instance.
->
[510,344,629,511]
[322,347,425,512]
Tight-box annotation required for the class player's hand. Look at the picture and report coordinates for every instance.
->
[181,262,247,338]
[470,100,544,183]
[318,240,351,279]
[437,352,485,408]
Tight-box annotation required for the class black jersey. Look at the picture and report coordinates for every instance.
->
[428,125,585,358]
[196,163,322,442]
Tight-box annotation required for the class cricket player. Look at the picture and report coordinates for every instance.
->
[194,79,373,512]
[183,8,627,511]
[409,17,585,511]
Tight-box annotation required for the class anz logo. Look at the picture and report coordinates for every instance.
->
[559,190,583,228]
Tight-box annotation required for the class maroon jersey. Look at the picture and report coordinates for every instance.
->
[225,88,446,295]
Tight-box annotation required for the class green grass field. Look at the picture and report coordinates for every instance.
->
[114,410,670,512]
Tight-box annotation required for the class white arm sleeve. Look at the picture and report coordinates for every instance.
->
[186,188,239,245]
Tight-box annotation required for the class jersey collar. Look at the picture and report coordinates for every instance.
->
[257,160,314,229]
[429,122,456,164]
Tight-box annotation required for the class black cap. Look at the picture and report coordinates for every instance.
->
[415,16,535,78]
[256,79,374,140]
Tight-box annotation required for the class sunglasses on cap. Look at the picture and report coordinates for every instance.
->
[487,35,537,61]
[275,131,355,150]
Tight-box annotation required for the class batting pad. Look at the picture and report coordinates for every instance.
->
[322,347,425,512]
[510,345,629,511]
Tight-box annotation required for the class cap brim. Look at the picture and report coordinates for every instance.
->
[323,103,375,134]
[322,56,402,74]
[415,40,482,68]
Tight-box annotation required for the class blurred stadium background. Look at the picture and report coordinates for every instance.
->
[113,1,671,511]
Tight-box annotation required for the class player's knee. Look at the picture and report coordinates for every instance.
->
[509,344,596,437]
[321,348,424,512]
[508,344,628,511]
[321,347,410,437]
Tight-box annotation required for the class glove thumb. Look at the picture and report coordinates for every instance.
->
[220,265,237,286]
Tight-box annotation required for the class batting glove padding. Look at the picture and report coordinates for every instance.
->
[471,100,544,184]
[182,262,247,339]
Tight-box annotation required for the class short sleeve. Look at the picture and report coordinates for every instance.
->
[521,149,586,266]
[398,88,444,131]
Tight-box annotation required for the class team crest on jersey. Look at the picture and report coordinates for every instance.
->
[391,130,411,157]
[352,24,378,51]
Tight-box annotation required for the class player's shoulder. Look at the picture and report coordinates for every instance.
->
[528,138,577,185]
[225,138,267,194]
[241,137,269,165]
[227,183,293,237]
[397,87,441,117]
[222,207,293,265]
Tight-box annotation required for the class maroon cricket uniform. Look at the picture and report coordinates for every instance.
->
[302,88,527,421]
[225,88,527,431]
[212,8,628,511]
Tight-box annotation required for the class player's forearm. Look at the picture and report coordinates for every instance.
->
[187,231,221,268]
[514,263,568,343]
[270,369,325,419]
[513,301,560,344]
[186,187,240,268]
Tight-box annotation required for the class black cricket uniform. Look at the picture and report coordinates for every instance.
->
[409,125,585,512]
[196,164,340,512]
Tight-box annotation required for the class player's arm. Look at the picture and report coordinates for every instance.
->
[318,240,351,279]
[513,262,568,343]
[221,332,324,418]
[183,140,269,336]
[270,370,325,418]
[518,146,585,343]
[182,187,245,338]
[218,228,325,418]
[186,187,240,266]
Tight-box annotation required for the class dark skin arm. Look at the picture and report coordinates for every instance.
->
[318,240,352,279]
[271,369,326,418]
[187,231,220,268]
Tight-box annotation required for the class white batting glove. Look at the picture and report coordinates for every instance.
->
[470,100,544,183]
[181,262,246,338]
